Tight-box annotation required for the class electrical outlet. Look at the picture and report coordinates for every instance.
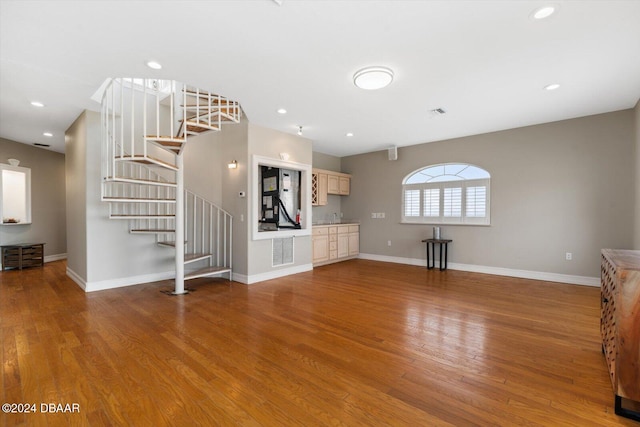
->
[379,212,385,219]
[371,213,376,219]
[387,240,391,246]
[565,252,572,261]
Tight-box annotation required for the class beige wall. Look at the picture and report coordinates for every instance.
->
[1,137,66,259]
[342,110,635,280]
[246,124,313,279]
[634,99,640,249]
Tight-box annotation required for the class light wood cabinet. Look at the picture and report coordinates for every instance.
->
[312,224,359,266]
[312,228,329,263]
[600,249,640,420]
[312,168,350,200]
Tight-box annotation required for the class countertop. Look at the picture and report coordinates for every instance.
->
[312,221,359,226]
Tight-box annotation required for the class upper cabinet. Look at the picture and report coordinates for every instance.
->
[312,168,350,205]
[0,161,32,225]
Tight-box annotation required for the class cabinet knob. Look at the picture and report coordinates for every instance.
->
[602,297,609,303]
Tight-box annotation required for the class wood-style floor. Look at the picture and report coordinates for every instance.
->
[1,259,637,426]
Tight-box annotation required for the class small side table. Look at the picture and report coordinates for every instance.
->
[1,243,45,271]
[421,239,452,271]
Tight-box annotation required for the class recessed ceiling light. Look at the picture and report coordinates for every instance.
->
[544,83,560,91]
[43,132,53,137]
[532,6,556,20]
[146,61,162,70]
[346,132,354,137]
[353,66,394,90]
[30,101,45,107]
[277,108,287,114]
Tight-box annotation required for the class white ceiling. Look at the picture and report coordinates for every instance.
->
[1,1,639,157]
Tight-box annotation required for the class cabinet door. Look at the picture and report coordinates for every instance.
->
[337,234,349,258]
[339,176,350,195]
[312,235,329,263]
[348,232,359,256]
[318,173,328,206]
[327,174,340,194]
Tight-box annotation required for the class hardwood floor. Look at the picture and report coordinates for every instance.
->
[1,259,637,426]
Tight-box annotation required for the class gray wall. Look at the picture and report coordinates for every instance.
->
[1,137,66,258]
[634,100,640,249]
[311,151,344,224]
[66,111,174,290]
[342,110,636,279]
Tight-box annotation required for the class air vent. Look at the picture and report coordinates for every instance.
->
[33,143,50,147]
[429,108,446,116]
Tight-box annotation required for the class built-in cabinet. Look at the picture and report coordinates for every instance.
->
[312,224,359,266]
[600,249,640,421]
[312,168,350,206]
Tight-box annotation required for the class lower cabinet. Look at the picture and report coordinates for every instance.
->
[312,224,359,266]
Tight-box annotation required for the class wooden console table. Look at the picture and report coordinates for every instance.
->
[421,239,452,271]
[1,243,45,271]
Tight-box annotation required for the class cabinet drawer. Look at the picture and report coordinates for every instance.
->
[337,225,350,234]
[348,225,359,233]
[313,227,328,236]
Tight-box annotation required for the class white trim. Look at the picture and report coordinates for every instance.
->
[358,253,599,287]
[251,155,312,241]
[66,267,175,292]
[233,263,313,285]
[44,253,67,263]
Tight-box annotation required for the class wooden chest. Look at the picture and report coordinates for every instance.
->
[1,243,44,270]
[601,249,640,421]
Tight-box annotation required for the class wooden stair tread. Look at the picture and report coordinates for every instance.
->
[145,136,186,143]
[185,266,231,280]
[106,176,177,187]
[130,229,175,233]
[157,241,187,247]
[115,155,177,170]
[103,196,175,202]
[185,253,212,263]
[110,214,175,219]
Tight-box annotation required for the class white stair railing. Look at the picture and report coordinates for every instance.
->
[100,78,239,292]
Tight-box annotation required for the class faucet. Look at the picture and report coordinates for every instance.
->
[332,213,337,224]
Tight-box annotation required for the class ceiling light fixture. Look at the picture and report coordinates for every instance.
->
[532,5,556,20]
[544,83,560,91]
[30,101,44,107]
[43,132,53,137]
[353,66,394,90]
[346,132,354,137]
[146,61,162,70]
[277,108,287,114]
[297,126,303,136]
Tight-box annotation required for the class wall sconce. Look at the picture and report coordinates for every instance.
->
[228,160,238,169]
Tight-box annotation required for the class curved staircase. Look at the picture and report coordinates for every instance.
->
[100,79,239,294]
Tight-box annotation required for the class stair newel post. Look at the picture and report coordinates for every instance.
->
[173,152,186,294]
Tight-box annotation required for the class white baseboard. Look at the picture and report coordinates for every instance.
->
[233,263,314,285]
[44,253,67,263]
[358,253,600,287]
[66,267,175,292]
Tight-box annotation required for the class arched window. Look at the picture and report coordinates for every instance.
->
[402,163,490,225]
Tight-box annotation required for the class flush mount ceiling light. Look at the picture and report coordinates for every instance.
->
[544,83,561,91]
[30,101,44,107]
[43,132,53,137]
[277,108,287,114]
[146,60,162,70]
[353,66,394,90]
[346,132,354,137]
[531,5,556,20]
